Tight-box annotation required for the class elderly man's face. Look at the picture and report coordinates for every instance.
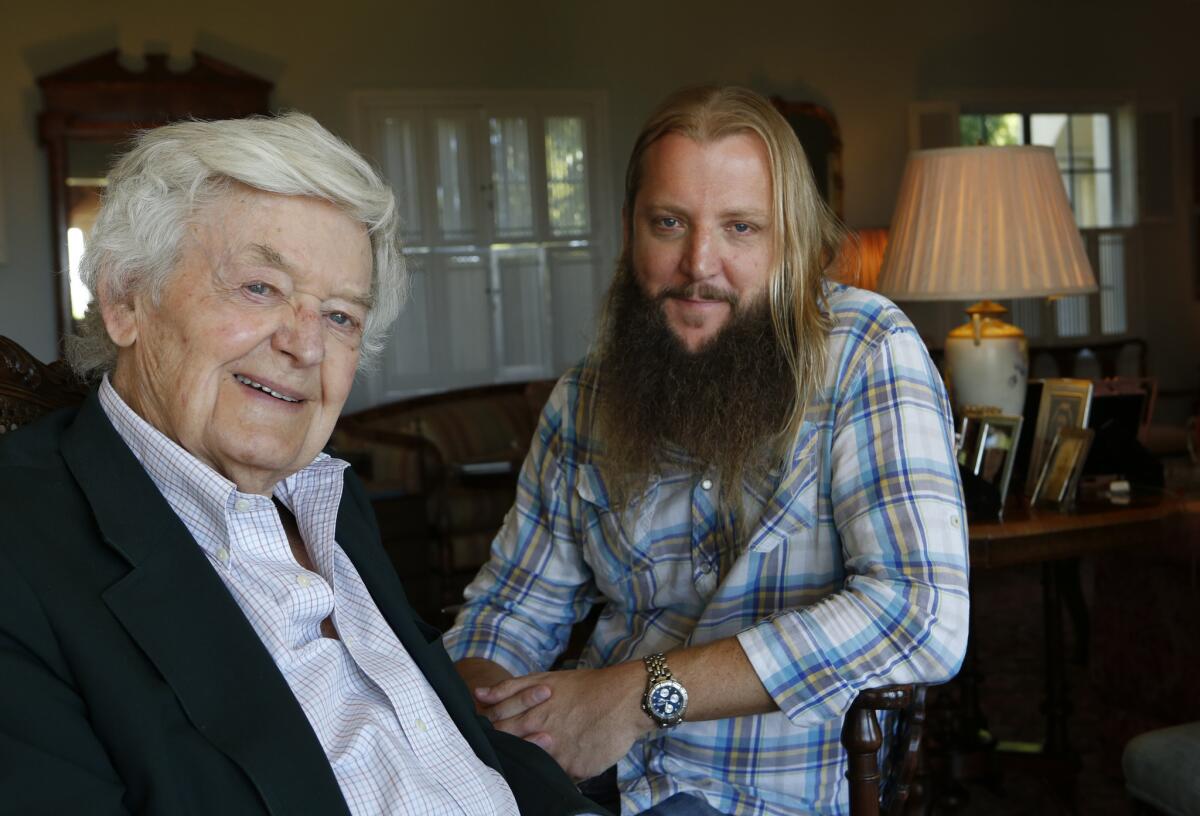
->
[628,131,775,352]
[106,187,373,495]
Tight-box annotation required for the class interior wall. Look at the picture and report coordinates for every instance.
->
[2,0,1198,399]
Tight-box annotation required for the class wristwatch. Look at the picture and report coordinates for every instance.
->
[641,652,688,727]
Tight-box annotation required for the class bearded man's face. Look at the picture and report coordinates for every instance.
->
[627,131,775,352]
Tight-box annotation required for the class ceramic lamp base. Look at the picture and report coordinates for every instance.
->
[944,301,1029,417]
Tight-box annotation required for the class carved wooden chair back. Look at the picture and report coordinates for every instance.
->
[0,337,89,434]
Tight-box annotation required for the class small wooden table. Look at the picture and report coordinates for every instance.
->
[969,491,1180,567]
[941,491,1182,811]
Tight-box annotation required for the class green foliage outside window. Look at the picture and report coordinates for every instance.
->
[959,113,1024,147]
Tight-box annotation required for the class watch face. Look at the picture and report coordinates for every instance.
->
[648,680,688,724]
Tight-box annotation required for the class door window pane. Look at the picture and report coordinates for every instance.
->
[988,114,1023,145]
[434,117,478,242]
[545,116,591,236]
[388,253,433,376]
[960,113,1023,146]
[377,116,423,242]
[489,116,534,239]
[1055,295,1089,337]
[1070,114,1111,170]
[1073,172,1115,228]
[549,247,599,368]
[1098,233,1127,335]
[1031,114,1070,170]
[444,254,492,372]
[493,248,546,373]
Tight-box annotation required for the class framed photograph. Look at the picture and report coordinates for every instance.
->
[956,406,999,467]
[956,415,980,467]
[1024,378,1093,496]
[1032,428,1095,507]
[971,414,1024,510]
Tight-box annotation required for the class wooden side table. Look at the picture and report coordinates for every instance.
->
[931,492,1182,812]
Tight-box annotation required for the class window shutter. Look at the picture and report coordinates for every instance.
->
[908,102,960,150]
[1137,105,1179,222]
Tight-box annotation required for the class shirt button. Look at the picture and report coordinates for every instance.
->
[950,515,961,529]
[234,498,251,512]
[215,547,230,564]
[297,574,311,587]
[700,479,713,491]
[415,718,428,733]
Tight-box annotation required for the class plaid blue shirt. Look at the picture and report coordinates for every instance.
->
[443,284,970,815]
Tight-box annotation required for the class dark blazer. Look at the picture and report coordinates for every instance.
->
[0,392,602,816]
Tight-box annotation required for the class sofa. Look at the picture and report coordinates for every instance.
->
[331,380,555,624]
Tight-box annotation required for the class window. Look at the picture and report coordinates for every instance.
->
[959,110,1132,342]
[354,91,613,399]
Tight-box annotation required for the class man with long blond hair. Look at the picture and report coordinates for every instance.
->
[444,86,969,815]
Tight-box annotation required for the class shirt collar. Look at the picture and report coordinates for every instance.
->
[98,376,348,561]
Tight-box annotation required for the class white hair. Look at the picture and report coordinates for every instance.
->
[67,112,406,377]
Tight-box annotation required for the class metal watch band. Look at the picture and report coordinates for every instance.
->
[643,652,673,686]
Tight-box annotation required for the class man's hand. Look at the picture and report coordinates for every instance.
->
[455,639,775,778]
[473,661,650,780]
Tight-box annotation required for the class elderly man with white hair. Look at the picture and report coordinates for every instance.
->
[0,114,602,816]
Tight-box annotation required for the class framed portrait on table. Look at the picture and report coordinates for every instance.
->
[1032,427,1095,507]
[956,406,1000,466]
[1024,378,1094,495]
[970,414,1024,512]
[956,415,980,467]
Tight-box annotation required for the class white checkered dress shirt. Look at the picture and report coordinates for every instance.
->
[100,378,518,816]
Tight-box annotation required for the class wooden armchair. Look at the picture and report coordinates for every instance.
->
[843,684,927,816]
[0,336,88,433]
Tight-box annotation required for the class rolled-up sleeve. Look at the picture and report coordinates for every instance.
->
[736,326,970,726]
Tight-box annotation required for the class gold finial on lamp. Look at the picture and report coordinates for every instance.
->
[877,145,1098,416]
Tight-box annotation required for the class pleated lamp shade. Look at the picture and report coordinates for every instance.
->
[877,146,1097,301]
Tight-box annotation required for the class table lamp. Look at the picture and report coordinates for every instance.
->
[877,145,1098,416]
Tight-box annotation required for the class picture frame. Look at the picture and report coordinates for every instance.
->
[1031,427,1095,507]
[971,414,1024,511]
[956,406,999,467]
[1024,378,1094,496]
[956,415,980,467]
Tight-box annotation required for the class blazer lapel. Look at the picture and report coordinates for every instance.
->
[60,393,350,816]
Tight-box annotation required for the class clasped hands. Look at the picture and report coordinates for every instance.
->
[473,661,652,780]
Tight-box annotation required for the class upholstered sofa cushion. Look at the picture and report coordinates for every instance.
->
[336,384,541,483]
[1123,722,1200,816]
